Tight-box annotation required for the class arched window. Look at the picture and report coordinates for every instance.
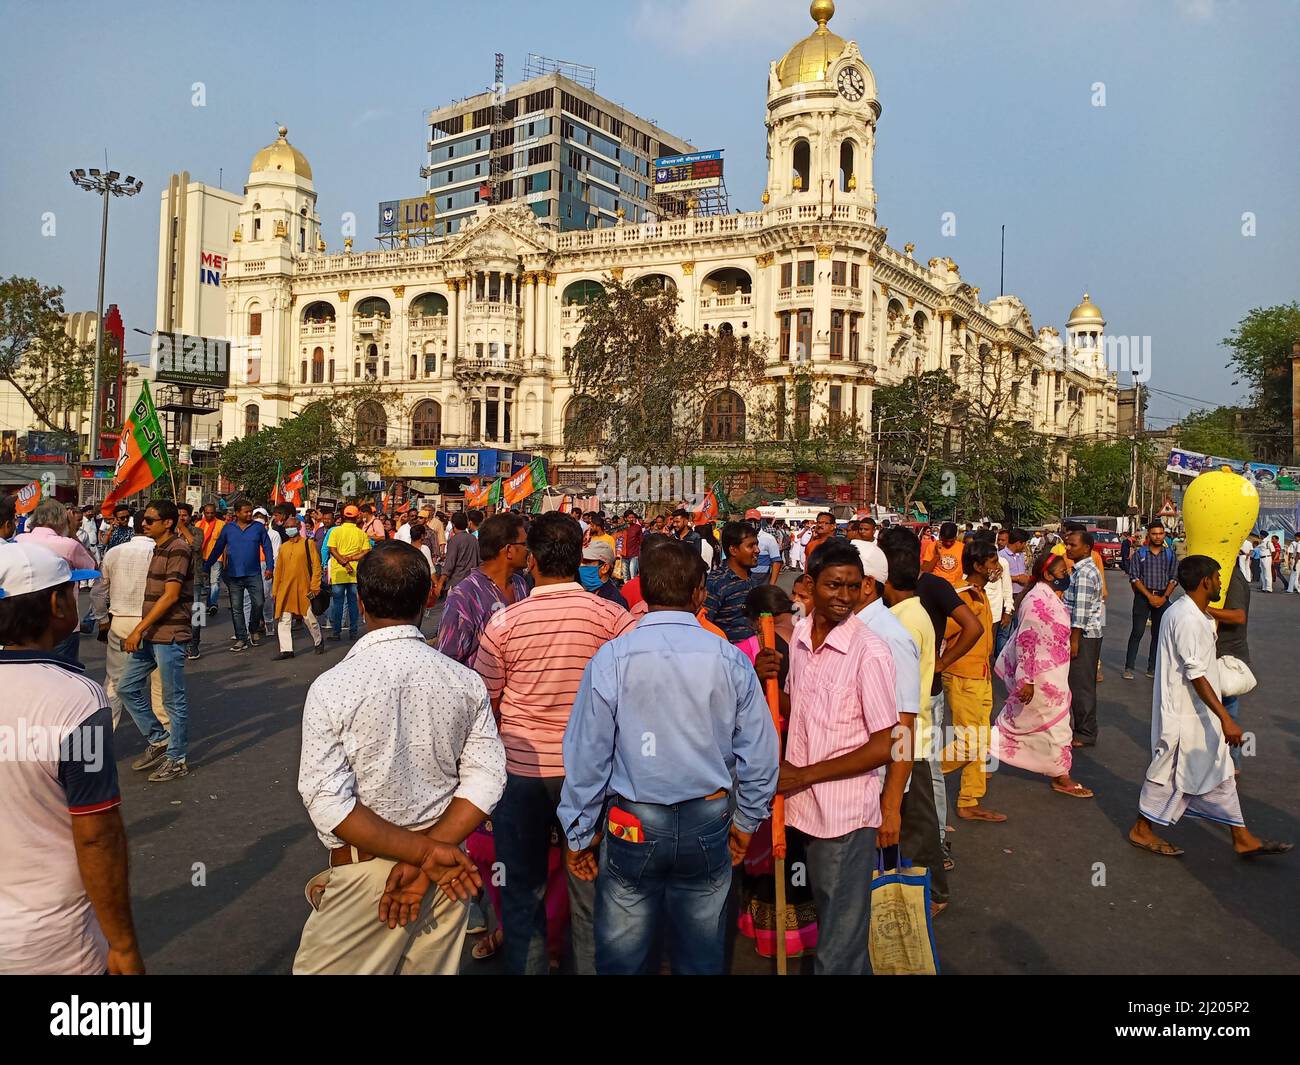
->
[410,292,448,318]
[562,279,604,306]
[564,395,603,446]
[302,300,335,323]
[792,140,810,191]
[244,403,260,437]
[311,346,324,383]
[887,298,905,330]
[412,400,442,447]
[839,140,856,192]
[913,312,927,337]
[356,400,386,447]
[703,389,745,443]
[702,267,753,297]
[355,296,391,319]
[632,273,676,297]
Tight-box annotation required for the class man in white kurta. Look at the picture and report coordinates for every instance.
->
[1129,556,1291,859]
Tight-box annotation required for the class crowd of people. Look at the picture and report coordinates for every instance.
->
[0,489,1291,976]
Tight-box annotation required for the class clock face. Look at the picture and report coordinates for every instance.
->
[837,66,865,102]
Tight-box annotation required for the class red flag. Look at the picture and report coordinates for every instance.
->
[281,466,307,507]
[14,480,42,516]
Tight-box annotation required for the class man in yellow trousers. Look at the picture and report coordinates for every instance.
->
[940,537,1007,824]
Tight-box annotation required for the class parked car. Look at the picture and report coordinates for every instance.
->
[1092,529,1123,567]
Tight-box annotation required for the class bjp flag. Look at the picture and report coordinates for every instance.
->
[690,479,723,525]
[503,458,549,507]
[14,480,42,516]
[102,381,169,518]
[281,466,308,507]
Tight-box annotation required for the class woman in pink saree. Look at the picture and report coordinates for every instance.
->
[993,551,1094,797]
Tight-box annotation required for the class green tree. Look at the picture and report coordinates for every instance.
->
[873,368,958,513]
[1221,302,1300,462]
[564,277,769,469]
[218,386,398,501]
[1066,440,1137,515]
[1176,406,1252,461]
[0,275,98,432]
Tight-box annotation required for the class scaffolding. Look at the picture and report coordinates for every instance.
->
[522,53,596,90]
[488,52,506,203]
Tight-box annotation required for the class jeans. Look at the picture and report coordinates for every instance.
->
[120,640,189,762]
[190,567,209,654]
[593,792,733,975]
[623,555,639,580]
[930,690,949,830]
[994,617,1013,662]
[1222,695,1241,769]
[1069,636,1102,744]
[795,825,877,975]
[900,759,948,903]
[330,584,359,636]
[207,559,223,609]
[1125,594,1168,672]
[226,574,264,642]
[494,773,596,975]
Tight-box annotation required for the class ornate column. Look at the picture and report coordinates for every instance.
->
[539,272,553,368]
[447,278,460,362]
[812,243,834,363]
[679,261,697,331]
[392,285,407,381]
[523,272,537,360]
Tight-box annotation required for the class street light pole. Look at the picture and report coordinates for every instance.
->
[70,167,143,459]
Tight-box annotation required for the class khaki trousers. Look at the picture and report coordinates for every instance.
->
[293,856,469,975]
[105,615,167,732]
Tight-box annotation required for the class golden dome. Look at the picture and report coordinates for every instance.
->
[1068,292,1105,324]
[777,1,848,87]
[251,125,312,180]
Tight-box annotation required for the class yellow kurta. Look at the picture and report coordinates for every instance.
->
[273,536,321,619]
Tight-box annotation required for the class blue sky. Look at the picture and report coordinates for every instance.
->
[2,0,1297,427]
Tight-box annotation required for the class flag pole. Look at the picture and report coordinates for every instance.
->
[759,612,788,976]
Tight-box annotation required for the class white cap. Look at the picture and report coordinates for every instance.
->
[253,507,270,518]
[858,540,890,584]
[0,542,99,600]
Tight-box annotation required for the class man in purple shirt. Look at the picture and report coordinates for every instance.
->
[436,513,530,666]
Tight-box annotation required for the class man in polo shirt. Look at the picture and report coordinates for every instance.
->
[1125,520,1178,679]
[776,539,899,975]
[205,498,275,652]
[327,505,371,641]
[0,541,144,974]
[119,499,195,783]
[704,521,760,645]
[471,512,636,975]
[753,520,783,585]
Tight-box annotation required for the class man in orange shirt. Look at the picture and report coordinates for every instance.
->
[804,511,836,566]
[923,522,965,587]
[196,502,227,615]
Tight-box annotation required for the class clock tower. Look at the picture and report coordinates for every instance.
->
[764,0,880,221]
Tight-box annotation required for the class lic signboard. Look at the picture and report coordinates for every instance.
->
[378,196,437,235]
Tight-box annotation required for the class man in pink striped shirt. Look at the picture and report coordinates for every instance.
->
[779,539,899,975]
[472,512,635,974]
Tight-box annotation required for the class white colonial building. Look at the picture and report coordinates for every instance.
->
[215,1,1116,495]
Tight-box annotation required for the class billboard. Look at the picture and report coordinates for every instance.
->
[98,305,126,460]
[151,331,231,389]
[24,431,78,463]
[435,449,513,478]
[654,150,723,194]
[378,195,437,236]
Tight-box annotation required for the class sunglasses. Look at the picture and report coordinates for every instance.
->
[141,515,163,525]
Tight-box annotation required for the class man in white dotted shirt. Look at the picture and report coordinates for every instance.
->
[294,541,507,975]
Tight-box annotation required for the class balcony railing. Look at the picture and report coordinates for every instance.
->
[408,315,448,336]
[700,293,753,310]
[353,314,391,335]
[301,321,336,337]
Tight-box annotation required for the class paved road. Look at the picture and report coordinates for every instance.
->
[87,572,1299,974]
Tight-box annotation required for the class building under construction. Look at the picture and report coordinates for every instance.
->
[423,56,697,236]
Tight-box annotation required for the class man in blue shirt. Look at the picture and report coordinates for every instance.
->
[558,539,779,975]
[204,498,274,651]
[704,521,761,644]
[1124,520,1177,679]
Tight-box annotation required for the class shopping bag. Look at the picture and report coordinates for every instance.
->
[869,854,939,975]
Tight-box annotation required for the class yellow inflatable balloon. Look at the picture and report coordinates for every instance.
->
[1181,466,1259,608]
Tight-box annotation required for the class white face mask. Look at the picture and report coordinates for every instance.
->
[285,527,300,538]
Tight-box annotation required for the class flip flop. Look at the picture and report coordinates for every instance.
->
[1237,840,1294,859]
[1128,836,1183,857]
[1051,782,1094,798]
[957,807,1007,823]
